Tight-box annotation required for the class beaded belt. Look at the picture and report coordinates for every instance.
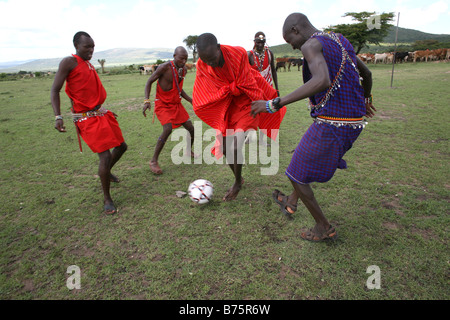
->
[72,106,107,122]
[314,116,367,129]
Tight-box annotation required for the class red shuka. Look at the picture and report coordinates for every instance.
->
[65,54,124,153]
[154,61,190,128]
[193,45,286,156]
[250,48,274,86]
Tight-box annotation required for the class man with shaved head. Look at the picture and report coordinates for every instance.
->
[252,13,376,241]
[51,31,127,215]
[193,33,286,201]
[143,46,195,175]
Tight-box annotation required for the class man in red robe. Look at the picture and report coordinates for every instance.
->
[51,31,127,215]
[248,31,278,94]
[248,31,279,146]
[143,47,195,175]
[193,33,286,201]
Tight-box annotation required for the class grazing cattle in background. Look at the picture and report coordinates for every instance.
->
[386,53,394,64]
[446,49,450,60]
[289,58,303,71]
[395,52,409,63]
[140,65,150,74]
[407,52,415,62]
[413,50,431,62]
[276,61,286,72]
[433,48,447,61]
[276,57,292,71]
[374,53,389,64]
[358,53,375,64]
[185,63,196,71]
[140,64,157,75]
[357,54,367,63]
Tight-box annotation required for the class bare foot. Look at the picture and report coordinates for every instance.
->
[150,161,163,175]
[110,174,120,183]
[223,181,242,201]
[300,224,337,242]
[185,151,200,159]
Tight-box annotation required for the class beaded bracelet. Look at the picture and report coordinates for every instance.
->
[365,95,373,104]
[55,115,63,121]
[144,99,151,104]
[265,100,275,114]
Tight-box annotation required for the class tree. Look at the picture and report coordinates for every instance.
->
[98,59,106,74]
[183,35,199,62]
[325,12,395,54]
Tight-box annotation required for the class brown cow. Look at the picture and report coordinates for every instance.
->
[433,48,447,61]
[413,50,431,62]
[358,53,375,64]
[276,57,292,71]
[276,61,286,72]
[185,63,196,71]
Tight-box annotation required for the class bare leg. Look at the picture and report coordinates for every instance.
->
[289,179,333,238]
[109,142,127,182]
[150,123,172,174]
[98,150,115,214]
[222,132,245,201]
[181,120,198,158]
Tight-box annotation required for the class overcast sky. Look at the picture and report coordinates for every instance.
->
[0,0,449,63]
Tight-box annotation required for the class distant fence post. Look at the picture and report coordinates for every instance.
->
[391,12,400,88]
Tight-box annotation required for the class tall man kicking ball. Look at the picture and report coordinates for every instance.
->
[251,13,376,241]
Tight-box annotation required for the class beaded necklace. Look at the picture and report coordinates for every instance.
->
[253,48,266,72]
[85,60,95,71]
[170,61,185,98]
[308,31,359,113]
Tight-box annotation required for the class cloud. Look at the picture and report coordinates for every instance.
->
[393,1,449,32]
[0,0,449,63]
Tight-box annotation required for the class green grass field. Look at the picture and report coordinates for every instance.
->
[0,61,448,300]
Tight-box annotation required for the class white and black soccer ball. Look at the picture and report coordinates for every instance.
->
[188,179,213,204]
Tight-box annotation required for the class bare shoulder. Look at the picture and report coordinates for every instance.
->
[58,55,78,71]
[302,37,323,54]
[160,61,172,71]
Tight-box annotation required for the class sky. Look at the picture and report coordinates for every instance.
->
[0,0,449,63]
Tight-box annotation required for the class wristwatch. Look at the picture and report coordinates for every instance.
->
[272,97,282,110]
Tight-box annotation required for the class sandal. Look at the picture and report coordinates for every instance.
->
[272,189,297,219]
[300,225,338,242]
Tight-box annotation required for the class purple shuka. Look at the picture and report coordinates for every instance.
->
[285,32,366,184]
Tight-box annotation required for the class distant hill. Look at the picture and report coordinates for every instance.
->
[2,26,449,73]
[0,48,175,73]
[0,59,35,69]
[270,25,450,57]
[383,26,450,43]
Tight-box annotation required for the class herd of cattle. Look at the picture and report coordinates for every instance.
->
[139,63,196,75]
[138,48,449,75]
[358,48,450,64]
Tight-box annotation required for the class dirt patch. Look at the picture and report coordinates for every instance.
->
[383,222,400,230]
[382,198,405,216]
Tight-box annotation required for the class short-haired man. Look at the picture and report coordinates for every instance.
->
[248,31,279,94]
[251,13,376,241]
[193,33,286,201]
[51,31,127,215]
[143,46,195,175]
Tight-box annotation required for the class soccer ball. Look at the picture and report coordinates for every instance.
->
[188,179,213,204]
